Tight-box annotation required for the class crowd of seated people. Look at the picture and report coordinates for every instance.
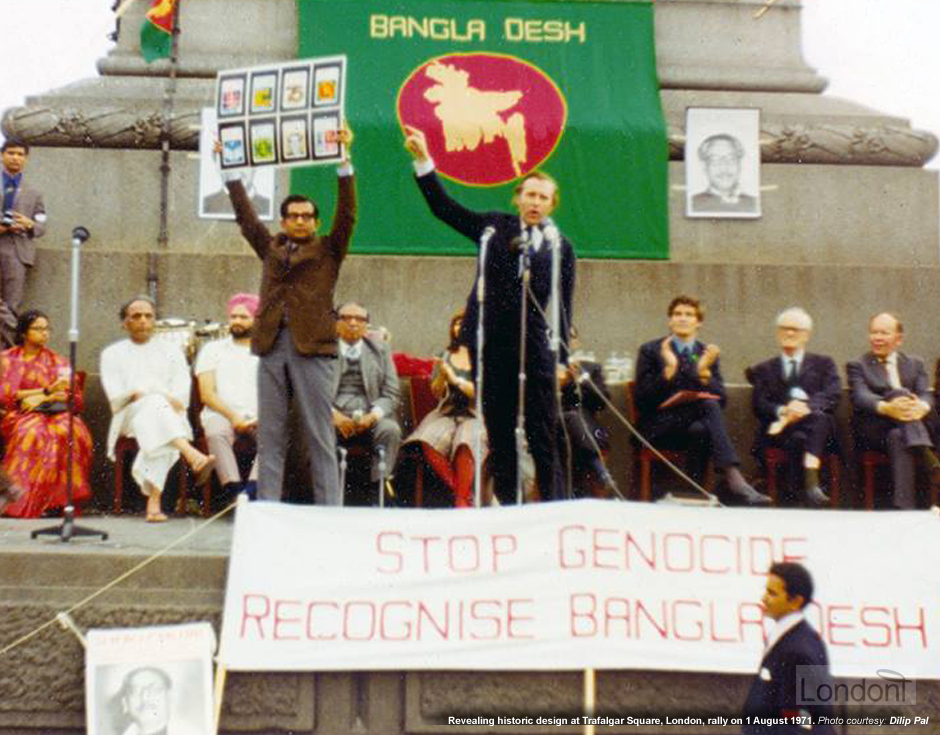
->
[2,289,940,519]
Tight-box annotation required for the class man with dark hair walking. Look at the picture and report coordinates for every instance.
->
[743,562,835,734]
[220,125,357,504]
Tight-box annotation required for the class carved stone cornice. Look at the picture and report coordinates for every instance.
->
[1,104,200,150]
[667,121,938,166]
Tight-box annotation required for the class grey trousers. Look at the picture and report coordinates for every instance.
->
[0,245,27,344]
[258,328,340,505]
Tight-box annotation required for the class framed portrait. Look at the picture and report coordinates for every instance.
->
[280,115,310,163]
[218,121,247,169]
[685,107,762,219]
[311,112,340,160]
[249,119,278,165]
[313,63,342,107]
[199,109,275,220]
[249,71,278,115]
[85,623,215,735]
[217,73,246,118]
[280,65,311,111]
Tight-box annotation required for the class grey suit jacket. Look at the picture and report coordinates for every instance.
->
[332,336,401,420]
[0,178,46,266]
[846,351,932,415]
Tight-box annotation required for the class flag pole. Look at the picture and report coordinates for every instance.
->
[151,0,182,308]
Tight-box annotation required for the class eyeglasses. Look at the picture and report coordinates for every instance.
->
[339,315,368,323]
[284,213,315,222]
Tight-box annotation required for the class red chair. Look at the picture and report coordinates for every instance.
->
[625,381,713,502]
[408,375,441,508]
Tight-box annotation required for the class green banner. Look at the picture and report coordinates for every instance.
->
[293,0,668,259]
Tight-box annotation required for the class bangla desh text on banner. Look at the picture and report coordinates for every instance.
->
[219,500,940,676]
[291,0,668,259]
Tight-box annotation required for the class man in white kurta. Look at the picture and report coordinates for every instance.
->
[195,293,260,498]
[100,296,213,521]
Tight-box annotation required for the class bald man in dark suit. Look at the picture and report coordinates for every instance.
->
[847,312,940,509]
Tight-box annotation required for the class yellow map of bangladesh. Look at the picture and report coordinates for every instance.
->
[423,62,528,176]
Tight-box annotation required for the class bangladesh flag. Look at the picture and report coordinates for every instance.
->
[293,0,668,259]
[140,0,176,63]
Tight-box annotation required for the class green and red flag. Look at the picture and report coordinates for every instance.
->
[293,0,668,259]
[140,0,176,63]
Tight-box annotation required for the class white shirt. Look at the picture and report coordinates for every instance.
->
[763,610,804,656]
[340,338,363,361]
[99,338,191,458]
[883,351,902,390]
[194,336,259,422]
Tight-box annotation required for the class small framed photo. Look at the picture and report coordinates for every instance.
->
[217,74,246,118]
[313,63,342,107]
[280,115,310,163]
[685,107,762,219]
[249,118,278,165]
[218,121,247,168]
[311,112,340,159]
[249,71,278,115]
[281,65,311,111]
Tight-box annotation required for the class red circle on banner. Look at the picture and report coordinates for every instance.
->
[398,53,567,187]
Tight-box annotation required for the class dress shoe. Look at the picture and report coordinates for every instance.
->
[722,481,772,507]
[803,485,830,508]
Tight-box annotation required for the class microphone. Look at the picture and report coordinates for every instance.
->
[71,226,90,244]
[508,235,526,255]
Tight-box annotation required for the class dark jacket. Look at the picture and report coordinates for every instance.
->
[227,175,357,357]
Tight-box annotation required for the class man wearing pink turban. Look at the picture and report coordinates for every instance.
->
[195,293,261,499]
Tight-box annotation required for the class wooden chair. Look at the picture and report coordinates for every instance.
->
[762,447,842,508]
[858,449,889,510]
[625,381,712,502]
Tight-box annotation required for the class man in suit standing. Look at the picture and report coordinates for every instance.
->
[331,301,401,504]
[0,139,46,346]
[403,126,574,504]
[746,308,841,507]
[635,295,770,505]
[743,562,835,734]
[221,125,356,505]
[847,312,940,509]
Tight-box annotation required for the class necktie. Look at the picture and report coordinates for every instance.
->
[786,359,798,386]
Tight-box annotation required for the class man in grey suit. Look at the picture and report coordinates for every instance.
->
[0,139,46,345]
[847,312,940,509]
[331,301,401,504]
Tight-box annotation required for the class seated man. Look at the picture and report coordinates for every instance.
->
[635,295,770,506]
[100,296,214,522]
[331,301,401,504]
[746,308,841,507]
[194,293,260,501]
[847,312,940,509]
[560,326,617,497]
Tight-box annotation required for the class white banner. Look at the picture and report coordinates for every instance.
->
[219,500,940,677]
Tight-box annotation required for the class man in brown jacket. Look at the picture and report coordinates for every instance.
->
[223,126,357,504]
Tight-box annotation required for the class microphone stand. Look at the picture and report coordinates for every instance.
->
[473,227,494,508]
[545,221,570,499]
[32,227,108,543]
[515,230,532,505]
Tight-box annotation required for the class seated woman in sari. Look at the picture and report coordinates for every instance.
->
[396,312,488,507]
[1,310,93,517]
